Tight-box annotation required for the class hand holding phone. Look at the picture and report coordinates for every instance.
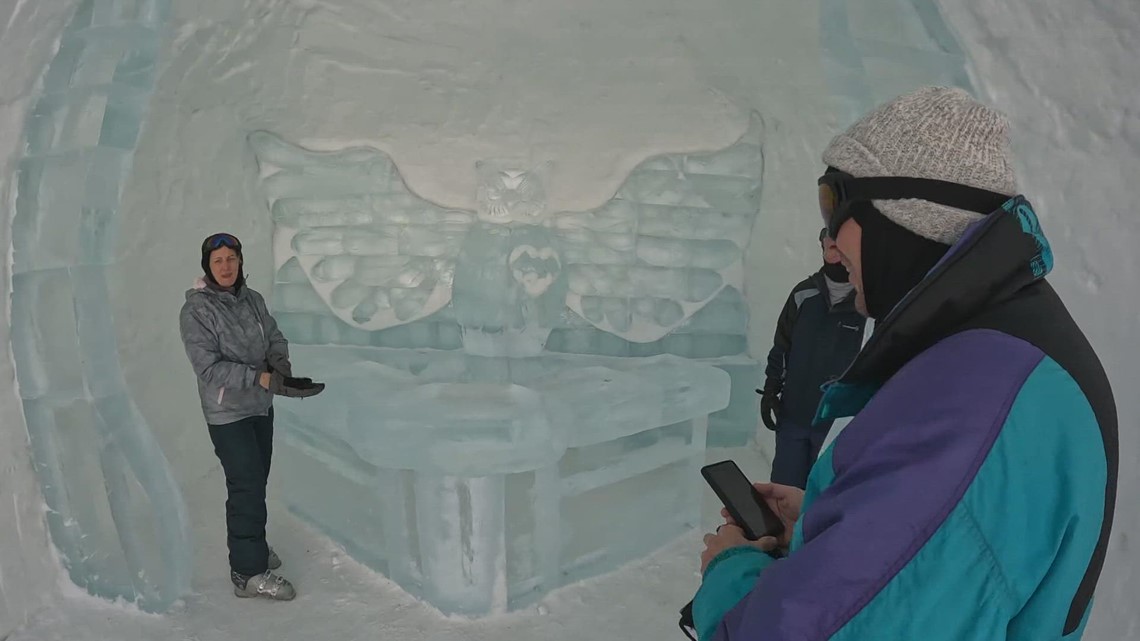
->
[701,460,785,541]
[682,462,787,640]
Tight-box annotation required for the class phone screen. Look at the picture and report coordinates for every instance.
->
[702,460,783,540]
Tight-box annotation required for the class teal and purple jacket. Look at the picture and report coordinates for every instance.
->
[694,197,1118,640]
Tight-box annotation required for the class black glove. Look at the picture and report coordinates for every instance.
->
[268,371,325,398]
[757,384,781,431]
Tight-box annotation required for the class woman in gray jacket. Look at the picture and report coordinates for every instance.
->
[179,232,323,601]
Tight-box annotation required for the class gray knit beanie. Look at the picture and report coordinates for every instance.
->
[822,86,1018,245]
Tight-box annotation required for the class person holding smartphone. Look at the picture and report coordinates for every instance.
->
[691,87,1117,641]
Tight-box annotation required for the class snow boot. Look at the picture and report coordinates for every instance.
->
[231,569,296,601]
[267,546,281,570]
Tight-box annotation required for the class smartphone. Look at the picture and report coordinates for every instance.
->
[701,460,784,541]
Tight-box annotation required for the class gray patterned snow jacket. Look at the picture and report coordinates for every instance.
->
[179,276,291,425]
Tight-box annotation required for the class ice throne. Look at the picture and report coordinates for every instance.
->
[248,115,763,615]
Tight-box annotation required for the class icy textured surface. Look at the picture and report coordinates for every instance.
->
[285,349,728,474]
[7,0,191,614]
[1,0,1136,637]
[277,346,726,614]
[249,124,756,613]
[0,2,80,634]
[249,115,763,346]
[252,116,765,445]
[819,0,976,123]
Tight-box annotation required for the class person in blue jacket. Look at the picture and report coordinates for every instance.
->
[759,229,866,489]
[693,87,1117,640]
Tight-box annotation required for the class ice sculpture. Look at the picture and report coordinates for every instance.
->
[8,0,191,612]
[257,116,766,445]
[248,116,762,615]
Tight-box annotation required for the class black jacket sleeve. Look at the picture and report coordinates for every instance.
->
[763,285,803,394]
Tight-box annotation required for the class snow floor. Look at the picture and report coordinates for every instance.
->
[8,446,773,641]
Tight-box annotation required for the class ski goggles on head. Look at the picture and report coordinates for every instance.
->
[818,171,1011,240]
[202,233,241,252]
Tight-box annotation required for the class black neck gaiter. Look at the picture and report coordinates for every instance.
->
[852,204,950,320]
[821,261,849,283]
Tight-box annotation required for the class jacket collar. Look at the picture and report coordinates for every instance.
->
[816,196,1053,422]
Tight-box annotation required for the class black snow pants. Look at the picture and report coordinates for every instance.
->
[208,408,273,577]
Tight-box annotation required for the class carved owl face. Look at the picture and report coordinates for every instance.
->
[476,161,547,223]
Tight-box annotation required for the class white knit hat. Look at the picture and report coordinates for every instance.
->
[822,86,1018,245]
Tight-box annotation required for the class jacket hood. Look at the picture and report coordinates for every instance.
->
[185,276,208,301]
[816,195,1053,422]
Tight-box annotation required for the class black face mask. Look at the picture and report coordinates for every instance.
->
[852,204,949,320]
[821,261,849,283]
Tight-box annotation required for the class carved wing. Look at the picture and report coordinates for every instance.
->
[551,112,764,342]
[248,131,475,331]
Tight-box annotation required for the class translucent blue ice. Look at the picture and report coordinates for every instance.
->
[249,118,764,614]
[2,0,977,617]
[275,347,729,615]
[820,0,976,124]
[9,0,190,612]
[256,116,767,447]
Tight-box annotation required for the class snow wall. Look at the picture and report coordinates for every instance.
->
[1,0,1136,638]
